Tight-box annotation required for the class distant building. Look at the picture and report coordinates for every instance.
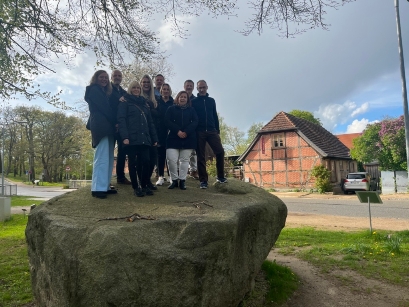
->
[237,111,356,189]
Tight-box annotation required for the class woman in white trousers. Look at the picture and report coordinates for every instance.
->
[164,91,198,190]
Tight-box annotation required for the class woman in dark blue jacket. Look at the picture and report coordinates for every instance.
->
[164,91,198,190]
[117,81,158,197]
[155,83,174,186]
[85,70,116,199]
[140,74,159,190]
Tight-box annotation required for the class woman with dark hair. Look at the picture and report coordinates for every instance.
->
[155,83,174,186]
[164,91,198,190]
[117,81,158,197]
[140,74,159,190]
[85,70,116,199]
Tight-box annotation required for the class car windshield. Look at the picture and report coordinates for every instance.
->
[347,174,366,179]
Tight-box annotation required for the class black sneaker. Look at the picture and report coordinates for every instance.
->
[216,177,228,184]
[106,189,118,194]
[147,182,158,191]
[134,188,145,197]
[200,181,208,189]
[92,191,107,199]
[117,178,132,185]
[144,187,154,196]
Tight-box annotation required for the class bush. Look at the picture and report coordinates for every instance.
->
[206,159,235,178]
[311,165,332,193]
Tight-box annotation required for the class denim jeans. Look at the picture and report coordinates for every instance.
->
[91,135,115,192]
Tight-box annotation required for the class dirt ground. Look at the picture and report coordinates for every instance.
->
[267,192,409,307]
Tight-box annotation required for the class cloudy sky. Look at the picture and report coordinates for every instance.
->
[6,0,409,135]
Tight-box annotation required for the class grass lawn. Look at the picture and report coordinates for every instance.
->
[10,196,44,208]
[0,215,32,306]
[275,227,409,286]
[6,175,64,187]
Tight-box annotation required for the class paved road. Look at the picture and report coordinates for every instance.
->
[5,179,75,200]
[279,197,409,220]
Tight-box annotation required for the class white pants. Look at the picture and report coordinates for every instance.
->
[166,149,193,180]
[189,150,197,171]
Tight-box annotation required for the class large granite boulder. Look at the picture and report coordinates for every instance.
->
[26,178,287,307]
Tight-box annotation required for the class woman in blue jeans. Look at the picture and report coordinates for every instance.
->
[85,70,116,199]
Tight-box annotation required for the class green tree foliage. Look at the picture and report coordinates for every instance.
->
[0,0,351,105]
[1,106,88,182]
[288,110,322,126]
[351,116,407,171]
[311,164,332,193]
[247,122,265,144]
[219,117,264,155]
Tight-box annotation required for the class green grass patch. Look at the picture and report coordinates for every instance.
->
[262,260,299,304]
[6,175,64,187]
[10,196,44,207]
[0,215,32,306]
[275,227,409,286]
[240,260,299,307]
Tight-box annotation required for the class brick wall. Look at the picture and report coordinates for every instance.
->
[242,131,323,188]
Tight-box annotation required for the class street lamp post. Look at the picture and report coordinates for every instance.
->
[1,125,5,196]
[394,0,409,181]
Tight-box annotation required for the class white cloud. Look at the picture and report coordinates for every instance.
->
[157,16,194,50]
[315,100,371,131]
[36,52,99,88]
[346,118,379,133]
[351,102,369,117]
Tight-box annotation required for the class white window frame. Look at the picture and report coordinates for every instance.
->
[273,133,285,148]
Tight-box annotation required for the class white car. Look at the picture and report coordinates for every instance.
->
[343,172,376,194]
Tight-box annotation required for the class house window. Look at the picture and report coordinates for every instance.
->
[273,134,284,148]
[261,136,265,154]
[339,161,343,171]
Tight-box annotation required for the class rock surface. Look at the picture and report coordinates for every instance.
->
[26,178,287,307]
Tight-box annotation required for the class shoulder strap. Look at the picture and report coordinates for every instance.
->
[134,104,148,124]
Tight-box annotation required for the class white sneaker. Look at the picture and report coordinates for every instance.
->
[156,177,165,186]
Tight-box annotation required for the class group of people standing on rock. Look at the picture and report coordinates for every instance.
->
[85,69,227,199]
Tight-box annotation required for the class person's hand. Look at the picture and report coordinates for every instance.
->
[123,139,129,145]
[119,96,126,102]
[177,131,187,138]
[153,142,158,146]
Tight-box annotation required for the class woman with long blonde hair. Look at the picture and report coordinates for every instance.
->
[84,70,116,199]
[140,74,160,190]
[117,81,158,197]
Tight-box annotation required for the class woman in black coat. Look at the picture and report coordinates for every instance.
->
[164,91,198,190]
[117,81,158,197]
[155,83,174,186]
[140,74,159,190]
[85,70,116,199]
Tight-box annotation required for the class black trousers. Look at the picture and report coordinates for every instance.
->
[157,146,167,177]
[115,133,127,180]
[126,145,150,189]
[148,146,158,182]
[196,131,225,182]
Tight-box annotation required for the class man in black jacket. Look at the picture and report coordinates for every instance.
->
[109,70,131,185]
[191,80,227,189]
